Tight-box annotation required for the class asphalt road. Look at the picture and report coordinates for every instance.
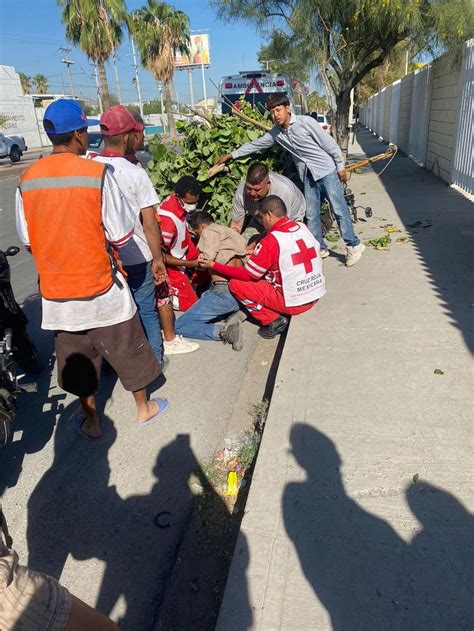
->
[0,174,38,301]
[0,173,273,629]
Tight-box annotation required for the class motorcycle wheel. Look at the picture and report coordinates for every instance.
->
[0,400,14,447]
[13,329,42,374]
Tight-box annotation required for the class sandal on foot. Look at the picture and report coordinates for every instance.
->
[139,397,169,426]
[72,416,101,441]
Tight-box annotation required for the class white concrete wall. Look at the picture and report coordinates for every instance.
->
[408,65,432,165]
[360,41,472,191]
[425,48,463,183]
[451,40,474,196]
[0,65,43,148]
[397,73,414,154]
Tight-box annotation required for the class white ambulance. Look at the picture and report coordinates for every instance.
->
[218,70,306,116]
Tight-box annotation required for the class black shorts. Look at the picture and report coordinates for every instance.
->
[55,313,161,397]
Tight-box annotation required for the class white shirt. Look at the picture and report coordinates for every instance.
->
[93,155,160,266]
[15,169,137,332]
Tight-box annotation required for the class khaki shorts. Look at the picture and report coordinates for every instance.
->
[55,313,161,397]
[0,542,71,631]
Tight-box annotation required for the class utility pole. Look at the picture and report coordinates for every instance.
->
[92,63,103,114]
[113,54,122,103]
[187,67,194,107]
[130,38,144,118]
[60,46,75,96]
[260,59,274,72]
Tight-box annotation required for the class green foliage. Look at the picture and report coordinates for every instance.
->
[18,72,31,95]
[306,92,329,114]
[147,104,294,224]
[129,0,190,136]
[213,0,474,146]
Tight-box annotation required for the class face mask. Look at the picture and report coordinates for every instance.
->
[183,202,197,212]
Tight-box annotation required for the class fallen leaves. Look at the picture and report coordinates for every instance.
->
[366,234,392,250]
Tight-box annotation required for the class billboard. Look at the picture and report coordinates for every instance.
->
[174,34,210,68]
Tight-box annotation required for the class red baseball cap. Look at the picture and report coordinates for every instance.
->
[100,105,141,136]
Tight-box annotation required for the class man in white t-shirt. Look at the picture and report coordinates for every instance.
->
[231,162,306,238]
[94,105,199,359]
[16,99,168,440]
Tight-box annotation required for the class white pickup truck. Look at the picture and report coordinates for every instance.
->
[0,133,28,162]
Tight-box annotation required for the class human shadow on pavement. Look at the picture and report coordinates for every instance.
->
[28,424,238,630]
[0,294,65,496]
[355,128,474,354]
[284,424,474,631]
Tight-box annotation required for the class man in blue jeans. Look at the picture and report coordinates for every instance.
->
[216,94,365,267]
[175,212,247,350]
[93,105,168,366]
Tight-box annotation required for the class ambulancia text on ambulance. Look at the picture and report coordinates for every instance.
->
[218,70,305,115]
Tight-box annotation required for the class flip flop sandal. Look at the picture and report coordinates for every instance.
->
[139,397,169,427]
[72,415,101,441]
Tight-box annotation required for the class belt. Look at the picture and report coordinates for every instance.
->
[209,281,228,290]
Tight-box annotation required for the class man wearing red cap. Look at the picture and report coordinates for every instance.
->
[95,105,199,358]
[16,99,168,440]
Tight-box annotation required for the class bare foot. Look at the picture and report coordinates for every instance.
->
[137,399,160,424]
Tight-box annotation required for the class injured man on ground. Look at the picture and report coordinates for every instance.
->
[174,211,248,350]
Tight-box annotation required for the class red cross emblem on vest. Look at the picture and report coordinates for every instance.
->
[291,239,317,273]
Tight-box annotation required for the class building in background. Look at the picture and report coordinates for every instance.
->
[0,65,43,148]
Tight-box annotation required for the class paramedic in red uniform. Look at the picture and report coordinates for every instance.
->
[158,176,201,312]
[199,195,326,339]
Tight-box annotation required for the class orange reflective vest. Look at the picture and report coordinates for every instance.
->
[20,153,121,301]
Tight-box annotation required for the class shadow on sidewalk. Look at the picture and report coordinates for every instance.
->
[284,424,474,630]
[27,420,236,630]
[0,294,64,496]
[355,128,474,354]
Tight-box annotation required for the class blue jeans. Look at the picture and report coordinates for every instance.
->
[175,285,239,341]
[124,261,163,364]
[304,169,359,250]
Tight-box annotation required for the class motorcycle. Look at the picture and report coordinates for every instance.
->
[0,328,37,447]
[0,246,40,447]
[0,246,42,374]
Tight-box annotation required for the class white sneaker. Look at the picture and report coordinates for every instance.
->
[320,249,330,259]
[345,243,365,267]
[163,335,199,355]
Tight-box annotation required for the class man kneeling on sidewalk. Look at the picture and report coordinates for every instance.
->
[175,211,247,350]
[199,196,326,339]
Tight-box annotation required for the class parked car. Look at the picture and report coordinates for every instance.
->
[314,113,331,133]
[0,133,28,162]
[86,132,152,168]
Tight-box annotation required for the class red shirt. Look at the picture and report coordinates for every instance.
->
[158,194,198,259]
[213,217,296,289]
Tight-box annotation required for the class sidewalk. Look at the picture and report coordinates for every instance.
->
[217,129,474,630]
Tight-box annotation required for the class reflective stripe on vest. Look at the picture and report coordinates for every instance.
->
[272,223,326,307]
[20,175,103,192]
[19,154,115,301]
[159,209,188,259]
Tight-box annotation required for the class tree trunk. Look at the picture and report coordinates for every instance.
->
[164,80,175,137]
[98,62,111,110]
[335,88,352,158]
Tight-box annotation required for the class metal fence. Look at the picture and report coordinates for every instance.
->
[360,40,473,197]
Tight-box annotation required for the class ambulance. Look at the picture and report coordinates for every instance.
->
[218,70,306,115]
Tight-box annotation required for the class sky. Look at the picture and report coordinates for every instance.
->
[0,0,274,105]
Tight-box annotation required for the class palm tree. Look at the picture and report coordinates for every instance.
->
[129,0,190,137]
[32,74,49,94]
[57,0,128,109]
[19,72,32,95]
